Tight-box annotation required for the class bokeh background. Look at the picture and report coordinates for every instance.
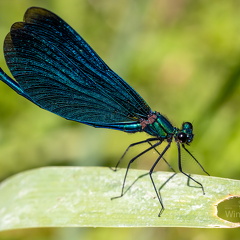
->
[0,0,240,239]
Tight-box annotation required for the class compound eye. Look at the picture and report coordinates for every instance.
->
[177,132,187,143]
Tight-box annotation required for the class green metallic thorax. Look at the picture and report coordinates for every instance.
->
[142,112,176,138]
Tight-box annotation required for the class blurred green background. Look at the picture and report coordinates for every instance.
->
[0,0,239,239]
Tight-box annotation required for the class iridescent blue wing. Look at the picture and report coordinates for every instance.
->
[2,7,151,131]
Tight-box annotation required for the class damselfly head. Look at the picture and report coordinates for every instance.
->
[176,122,194,144]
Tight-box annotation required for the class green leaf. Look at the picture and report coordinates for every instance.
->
[0,167,239,230]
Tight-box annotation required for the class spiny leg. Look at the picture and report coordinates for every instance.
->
[112,137,160,171]
[182,144,210,176]
[177,143,206,194]
[111,140,162,200]
[148,141,176,172]
[149,142,172,217]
